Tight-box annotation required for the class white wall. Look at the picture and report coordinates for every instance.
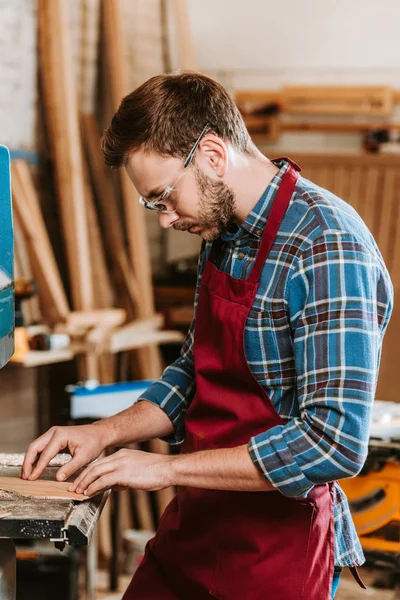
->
[187,0,400,82]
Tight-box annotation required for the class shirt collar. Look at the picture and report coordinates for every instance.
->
[222,158,291,242]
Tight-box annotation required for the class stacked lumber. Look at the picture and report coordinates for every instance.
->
[9,0,192,565]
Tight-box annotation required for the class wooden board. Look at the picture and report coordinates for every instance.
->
[38,0,94,312]
[170,0,196,70]
[81,113,141,313]
[0,509,11,519]
[11,161,70,324]
[0,476,91,501]
[288,152,400,405]
[282,85,394,116]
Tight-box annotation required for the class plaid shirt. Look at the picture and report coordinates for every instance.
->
[141,159,393,567]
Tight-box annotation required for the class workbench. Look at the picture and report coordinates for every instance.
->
[0,453,109,599]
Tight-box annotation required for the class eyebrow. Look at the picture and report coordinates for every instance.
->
[145,186,165,200]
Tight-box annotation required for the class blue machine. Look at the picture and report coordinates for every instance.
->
[68,380,154,420]
[0,146,14,368]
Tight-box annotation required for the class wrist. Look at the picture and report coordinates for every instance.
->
[91,419,120,448]
[166,454,181,487]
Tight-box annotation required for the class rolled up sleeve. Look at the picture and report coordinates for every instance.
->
[248,231,393,497]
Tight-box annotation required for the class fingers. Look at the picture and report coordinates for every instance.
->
[28,433,68,481]
[55,453,92,483]
[22,429,56,480]
[84,474,114,498]
[71,455,118,494]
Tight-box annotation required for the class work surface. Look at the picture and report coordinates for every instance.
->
[0,453,108,544]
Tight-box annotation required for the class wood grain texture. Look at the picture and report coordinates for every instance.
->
[289,152,399,404]
[0,476,91,501]
[11,161,70,323]
[38,0,94,311]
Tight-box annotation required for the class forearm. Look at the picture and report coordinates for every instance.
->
[169,444,275,492]
[94,400,174,447]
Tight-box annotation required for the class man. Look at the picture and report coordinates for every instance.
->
[23,73,393,599]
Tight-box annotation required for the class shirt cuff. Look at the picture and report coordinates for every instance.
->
[248,427,314,498]
[137,379,190,445]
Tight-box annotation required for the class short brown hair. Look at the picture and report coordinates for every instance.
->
[101,71,255,168]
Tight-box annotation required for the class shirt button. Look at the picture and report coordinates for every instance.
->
[237,252,245,260]
[255,229,262,237]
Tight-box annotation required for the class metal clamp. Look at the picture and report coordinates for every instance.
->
[50,527,69,551]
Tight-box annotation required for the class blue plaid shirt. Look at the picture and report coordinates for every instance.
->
[141,159,393,567]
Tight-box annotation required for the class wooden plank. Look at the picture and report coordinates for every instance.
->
[66,309,126,331]
[283,85,393,116]
[281,120,400,134]
[170,0,196,69]
[0,475,89,501]
[361,168,379,236]
[13,214,42,325]
[11,162,70,323]
[102,0,164,378]
[332,166,348,200]
[347,167,364,214]
[81,113,141,313]
[376,169,397,270]
[38,0,94,311]
[82,155,114,310]
[79,0,101,113]
[313,166,331,190]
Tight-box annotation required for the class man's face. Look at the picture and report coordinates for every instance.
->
[126,148,236,241]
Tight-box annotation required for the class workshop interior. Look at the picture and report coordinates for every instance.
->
[0,1,400,599]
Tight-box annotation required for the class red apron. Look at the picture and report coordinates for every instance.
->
[124,160,334,599]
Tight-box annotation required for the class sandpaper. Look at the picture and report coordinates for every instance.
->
[0,476,91,501]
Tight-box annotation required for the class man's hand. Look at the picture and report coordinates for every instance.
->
[22,423,108,482]
[69,449,173,497]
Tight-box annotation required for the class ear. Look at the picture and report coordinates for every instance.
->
[197,133,227,178]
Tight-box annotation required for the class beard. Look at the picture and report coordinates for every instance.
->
[173,165,236,241]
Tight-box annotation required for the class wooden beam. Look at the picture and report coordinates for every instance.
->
[170,0,197,69]
[102,0,163,378]
[38,0,94,311]
[81,113,141,313]
[11,162,70,323]
[282,85,394,116]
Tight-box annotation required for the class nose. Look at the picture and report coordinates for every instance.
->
[158,211,179,228]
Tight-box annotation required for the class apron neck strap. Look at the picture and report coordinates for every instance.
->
[247,163,299,283]
[208,160,300,280]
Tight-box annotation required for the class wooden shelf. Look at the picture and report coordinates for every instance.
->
[10,349,75,368]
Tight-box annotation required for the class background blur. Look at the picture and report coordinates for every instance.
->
[1,1,400,599]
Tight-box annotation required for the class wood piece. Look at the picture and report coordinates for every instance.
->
[0,476,90,501]
[288,152,399,406]
[83,154,114,310]
[0,510,11,519]
[102,0,164,377]
[11,161,70,323]
[66,309,127,331]
[376,169,397,270]
[107,326,184,354]
[79,0,101,113]
[282,85,393,116]
[13,214,42,325]
[10,348,75,368]
[81,113,141,313]
[170,0,196,69]
[363,168,379,235]
[235,90,281,115]
[38,0,94,311]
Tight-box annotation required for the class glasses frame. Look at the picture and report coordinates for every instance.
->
[138,124,211,214]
